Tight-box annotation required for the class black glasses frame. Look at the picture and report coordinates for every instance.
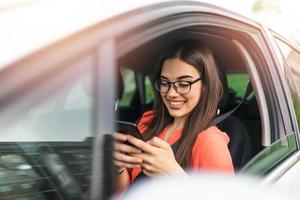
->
[154,77,202,95]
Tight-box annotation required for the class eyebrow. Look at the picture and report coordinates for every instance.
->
[160,75,194,80]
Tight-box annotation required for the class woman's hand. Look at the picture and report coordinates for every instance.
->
[113,133,143,170]
[127,135,185,176]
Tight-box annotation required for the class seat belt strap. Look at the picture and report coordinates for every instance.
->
[209,82,253,126]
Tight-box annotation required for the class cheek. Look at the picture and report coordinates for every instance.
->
[187,93,201,108]
[160,93,168,104]
[188,86,202,104]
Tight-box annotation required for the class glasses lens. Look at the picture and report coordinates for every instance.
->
[155,80,169,93]
[174,81,191,94]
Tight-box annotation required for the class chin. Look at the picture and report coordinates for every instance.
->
[168,109,187,118]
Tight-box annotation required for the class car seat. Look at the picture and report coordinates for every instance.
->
[216,65,252,170]
[217,115,252,170]
[237,96,263,157]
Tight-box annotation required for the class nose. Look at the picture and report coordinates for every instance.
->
[166,84,179,97]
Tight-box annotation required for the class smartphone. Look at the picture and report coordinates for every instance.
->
[115,120,144,141]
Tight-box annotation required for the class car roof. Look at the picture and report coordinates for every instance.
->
[0,0,261,69]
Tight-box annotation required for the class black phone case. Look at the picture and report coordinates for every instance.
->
[115,120,144,140]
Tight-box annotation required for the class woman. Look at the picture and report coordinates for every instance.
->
[114,39,234,193]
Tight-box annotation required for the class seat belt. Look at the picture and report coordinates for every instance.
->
[209,81,253,126]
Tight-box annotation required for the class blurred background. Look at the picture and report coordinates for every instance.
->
[203,0,300,46]
[0,0,299,46]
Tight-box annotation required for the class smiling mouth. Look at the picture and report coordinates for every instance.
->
[167,101,185,109]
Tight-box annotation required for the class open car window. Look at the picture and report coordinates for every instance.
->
[118,68,136,107]
[227,73,250,98]
[145,76,154,104]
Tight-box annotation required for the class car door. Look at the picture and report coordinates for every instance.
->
[0,51,96,199]
[0,27,119,200]
[254,32,300,192]
[241,29,300,185]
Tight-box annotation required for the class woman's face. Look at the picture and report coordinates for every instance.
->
[160,58,203,120]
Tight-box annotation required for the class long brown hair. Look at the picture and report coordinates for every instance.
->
[141,39,223,168]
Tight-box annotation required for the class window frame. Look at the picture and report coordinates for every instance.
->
[273,35,300,141]
[270,31,300,144]
[241,30,300,180]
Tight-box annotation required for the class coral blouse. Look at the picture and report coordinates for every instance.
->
[130,111,234,182]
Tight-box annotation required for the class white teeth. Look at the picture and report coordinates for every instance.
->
[169,101,184,106]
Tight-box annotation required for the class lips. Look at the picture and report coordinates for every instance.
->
[167,100,185,109]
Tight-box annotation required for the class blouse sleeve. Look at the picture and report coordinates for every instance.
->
[191,127,234,174]
[137,110,153,133]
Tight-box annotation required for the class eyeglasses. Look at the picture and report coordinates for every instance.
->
[154,77,202,95]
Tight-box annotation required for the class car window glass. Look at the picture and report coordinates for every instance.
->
[118,68,136,107]
[145,76,154,104]
[275,39,300,127]
[227,73,250,98]
[276,40,300,90]
[242,132,297,176]
[0,61,93,199]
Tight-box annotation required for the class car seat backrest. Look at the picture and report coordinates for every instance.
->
[217,116,252,170]
[243,96,263,156]
[216,64,252,170]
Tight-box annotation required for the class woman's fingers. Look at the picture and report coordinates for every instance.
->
[114,160,140,169]
[114,151,142,164]
[114,132,141,154]
[142,164,156,176]
[113,145,142,169]
[113,133,144,170]
[132,153,153,164]
[113,132,128,142]
[114,142,141,154]
[148,137,171,150]
[141,163,155,172]
[126,135,157,154]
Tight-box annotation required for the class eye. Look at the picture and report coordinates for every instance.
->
[177,81,190,88]
[160,80,169,87]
